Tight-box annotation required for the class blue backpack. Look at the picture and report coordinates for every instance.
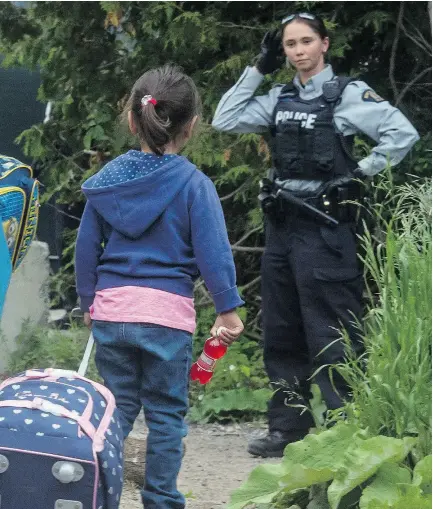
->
[0,155,39,271]
[0,155,39,316]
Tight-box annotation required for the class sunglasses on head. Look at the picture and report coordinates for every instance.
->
[281,12,316,24]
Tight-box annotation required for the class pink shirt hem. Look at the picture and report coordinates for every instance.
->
[90,286,196,334]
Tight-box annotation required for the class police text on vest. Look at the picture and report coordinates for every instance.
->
[276,111,317,129]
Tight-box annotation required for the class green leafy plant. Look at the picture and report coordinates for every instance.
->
[228,422,431,509]
[336,175,432,459]
[5,321,100,381]
[228,176,432,508]
[188,387,271,423]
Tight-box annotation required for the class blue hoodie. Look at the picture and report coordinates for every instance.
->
[75,150,244,314]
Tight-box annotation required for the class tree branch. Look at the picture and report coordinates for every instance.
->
[240,275,261,292]
[231,245,264,253]
[48,140,87,174]
[194,278,206,290]
[195,299,213,309]
[196,281,211,299]
[395,66,432,107]
[233,225,263,247]
[195,282,213,308]
[389,2,405,103]
[247,308,262,330]
[243,330,262,342]
[400,24,432,56]
[401,15,432,55]
[44,202,81,222]
[220,180,249,202]
[216,22,264,31]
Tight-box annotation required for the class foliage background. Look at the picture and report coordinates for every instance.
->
[0,1,431,419]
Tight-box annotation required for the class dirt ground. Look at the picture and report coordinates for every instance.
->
[120,413,279,509]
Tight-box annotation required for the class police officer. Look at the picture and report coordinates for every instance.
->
[212,12,419,458]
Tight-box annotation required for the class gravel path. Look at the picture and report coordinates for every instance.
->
[120,414,279,509]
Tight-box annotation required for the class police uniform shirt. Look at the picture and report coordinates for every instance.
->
[212,65,419,177]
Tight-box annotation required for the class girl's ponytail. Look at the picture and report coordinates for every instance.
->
[125,65,201,155]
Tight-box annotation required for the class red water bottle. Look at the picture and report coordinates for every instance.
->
[190,335,228,384]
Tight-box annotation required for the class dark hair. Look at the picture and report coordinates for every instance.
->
[282,13,328,40]
[125,65,201,155]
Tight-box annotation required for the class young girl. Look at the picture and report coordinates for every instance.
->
[75,65,244,509]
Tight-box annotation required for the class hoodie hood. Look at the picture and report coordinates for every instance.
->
[82,151,196,239]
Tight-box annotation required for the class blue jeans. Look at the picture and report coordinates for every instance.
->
[92,321,192,509]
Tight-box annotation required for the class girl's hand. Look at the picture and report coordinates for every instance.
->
[211,310,244,346]
[83,312,92,329]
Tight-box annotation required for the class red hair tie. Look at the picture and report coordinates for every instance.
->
[141,95,157,107]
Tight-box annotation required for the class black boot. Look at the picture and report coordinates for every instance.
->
[247,430,308,458]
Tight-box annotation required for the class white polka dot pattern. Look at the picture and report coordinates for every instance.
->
[91,151,177,189]
[0,372,124,508]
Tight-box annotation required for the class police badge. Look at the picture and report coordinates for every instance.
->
[362,89,385,103]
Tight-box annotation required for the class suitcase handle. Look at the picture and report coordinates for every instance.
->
[78,333,95,376]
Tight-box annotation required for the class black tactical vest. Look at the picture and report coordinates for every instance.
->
[270,77,358,181]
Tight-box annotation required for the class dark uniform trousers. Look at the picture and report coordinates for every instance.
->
[261,214,364,433]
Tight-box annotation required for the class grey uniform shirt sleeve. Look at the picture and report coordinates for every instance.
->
[334,81,420,176]
[213,70,420,177]
[212,66,282,133]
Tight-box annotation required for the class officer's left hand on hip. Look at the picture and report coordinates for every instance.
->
[352,167,367,180]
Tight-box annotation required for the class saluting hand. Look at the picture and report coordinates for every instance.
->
[254,29,285,75]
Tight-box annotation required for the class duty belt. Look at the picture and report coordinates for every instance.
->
[259,178,363,226]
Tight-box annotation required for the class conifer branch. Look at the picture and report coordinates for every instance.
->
[220,181,249,202]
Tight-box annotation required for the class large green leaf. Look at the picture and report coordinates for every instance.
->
[228,462,291,509]
[412,455,432,494]
[359,463,411,508]
[328,436,417,509]
[309,383,327,427]
[280,464,334,494]
[228,424,364,509]
[282,423,366,471]
[362,485,432,509]
[391,485,432,509]
[276,424,367,492]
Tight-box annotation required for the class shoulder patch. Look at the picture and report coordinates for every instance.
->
[362,89,385,103]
